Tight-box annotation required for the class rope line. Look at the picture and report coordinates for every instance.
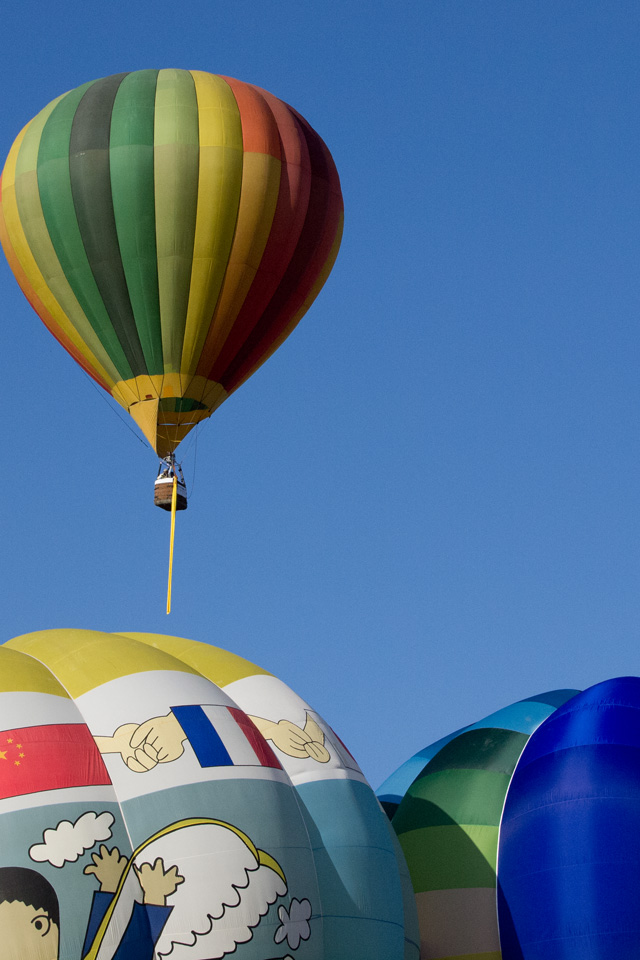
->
[190,420,200,501]
[80,370,150,450]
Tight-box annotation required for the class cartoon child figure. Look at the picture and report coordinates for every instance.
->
[0,866,59,960]
[3,817,297,960]
[82,844,183,960]
[0,854,182,960]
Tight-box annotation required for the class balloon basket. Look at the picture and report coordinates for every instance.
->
[154,478,187,511]
[154,456,187,511]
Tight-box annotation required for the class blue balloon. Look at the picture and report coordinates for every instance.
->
[497,677,640,959]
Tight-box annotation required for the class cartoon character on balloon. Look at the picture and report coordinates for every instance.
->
[0,707,325,960]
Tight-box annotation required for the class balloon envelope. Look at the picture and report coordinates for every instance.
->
[378,690,579,960]
[0,629,411,960]
[497,677,640,960]
[0,71,343,455]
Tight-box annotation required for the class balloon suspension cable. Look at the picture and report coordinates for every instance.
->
[166,456,179,615]
[166,474,178,614]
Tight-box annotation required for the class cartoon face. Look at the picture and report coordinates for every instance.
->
[0,867,60,960]
[0,899,59,959]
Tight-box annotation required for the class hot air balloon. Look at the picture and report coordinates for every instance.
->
[0,70,343,509]
[377,690,579,960]
[497,677,640,959]
[0,629,416,960]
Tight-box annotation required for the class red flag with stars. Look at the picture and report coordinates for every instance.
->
[0,724,112,799]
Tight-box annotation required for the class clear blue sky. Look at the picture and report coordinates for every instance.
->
[1,1,640,789]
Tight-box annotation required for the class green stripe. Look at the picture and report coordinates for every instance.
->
[13,98,121,385]
[422,728,528,777]
[154,68,199,374]
[36,82,134,380]
[400,824,499,892]
[69,73,148,376]
[393,769,512,833]
[110,70,163,375]
[158,397,206,412]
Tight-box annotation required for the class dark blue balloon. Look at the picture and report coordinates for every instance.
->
[497,677,640,960]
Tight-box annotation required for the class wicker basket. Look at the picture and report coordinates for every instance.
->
[154,478,188,511]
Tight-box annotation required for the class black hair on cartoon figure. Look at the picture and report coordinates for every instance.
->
[0,867,60,928]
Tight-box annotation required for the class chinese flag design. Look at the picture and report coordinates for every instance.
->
[0,724,112,799]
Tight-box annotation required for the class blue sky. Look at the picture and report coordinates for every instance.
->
[1,1,640,789]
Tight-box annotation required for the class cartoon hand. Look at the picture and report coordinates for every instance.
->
[300,716,331,762]
[250,714,330,762]
[134,858,184,906]
[84,844,128,892]
[129,712,187,764]
[94,723,159,773]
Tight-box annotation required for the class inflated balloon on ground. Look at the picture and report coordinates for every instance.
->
[0,630,417,960]
[498,677,640,959]
[378,689,579,960]
[380,680,640,959]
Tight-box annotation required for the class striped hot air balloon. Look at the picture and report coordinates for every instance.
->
[0,70,343,458]
[377,690,579,960]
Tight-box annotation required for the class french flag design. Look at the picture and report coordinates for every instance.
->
[171,705,282,770]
